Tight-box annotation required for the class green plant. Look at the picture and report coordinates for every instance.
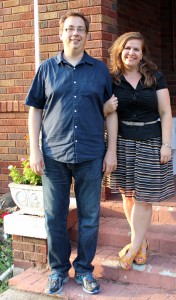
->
[0,236,13,274]
[0,281,8,294]
[8,158,42,186]
[0,217,13,294]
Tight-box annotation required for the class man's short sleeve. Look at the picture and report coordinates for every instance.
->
[25,64,46,109]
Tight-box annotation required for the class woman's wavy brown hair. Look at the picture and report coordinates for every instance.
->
[109,32,157,87]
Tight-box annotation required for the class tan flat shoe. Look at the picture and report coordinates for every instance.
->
[134,240,149,265]
[118,247,137,270]
[119,243,131,258]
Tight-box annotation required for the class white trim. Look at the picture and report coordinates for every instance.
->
[34,0,40,72]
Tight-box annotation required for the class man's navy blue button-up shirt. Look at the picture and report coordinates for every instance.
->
[25,51,112,163]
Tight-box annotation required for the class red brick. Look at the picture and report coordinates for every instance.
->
[0,119,26,126]
[13,19,31,27]
[24,252,47,263]
[23,237,47,245]
[6,72,23,80]
[6,43,24,50]
[0,174,8,180]
[0,161,8,168]
[0,133,8,139]
[13,101,19,111]
[35,245,47,255]
[1,50,14,58]
[19,12,34,21]
[0,147,8,154]
[13,250,24,260]
[80,6,101,15]
[0,65,15,72]
[6,57,24,65]
[9,147,27,154]
[13,241,35,252]
[1,181,9,188]
[18,102,26,111]
[0,140,15,146]
[0,102,7,112]
[3,0,19,8]
[13,260,35,270]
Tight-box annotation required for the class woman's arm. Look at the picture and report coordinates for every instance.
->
[104,94,118,117]
[157,88,172,164]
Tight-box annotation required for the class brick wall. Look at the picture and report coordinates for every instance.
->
[0,0,117,196]
[160,0,176,116]
[116,0,176,115]
[12,235,48,270]
[0,0,175,196]
[0,0,35,195]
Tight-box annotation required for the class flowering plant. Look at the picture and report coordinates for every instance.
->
[8,157,42,186]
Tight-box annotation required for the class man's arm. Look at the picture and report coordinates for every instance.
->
[103,111,118,175]
[28,106,44,175]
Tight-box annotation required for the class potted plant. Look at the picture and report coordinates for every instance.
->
[8,158,43,215]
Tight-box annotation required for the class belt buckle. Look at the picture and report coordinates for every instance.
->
[132,121,144,126]
[137,122,144,126]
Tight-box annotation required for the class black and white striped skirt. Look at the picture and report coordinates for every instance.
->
[104,136,175,203]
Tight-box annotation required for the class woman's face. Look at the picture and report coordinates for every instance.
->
[121,39,143,70]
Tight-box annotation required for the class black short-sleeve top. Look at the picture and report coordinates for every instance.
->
[113,71,167,140]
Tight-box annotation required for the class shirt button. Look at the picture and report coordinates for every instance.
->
[75,140,78,142]
[74,110,77,112]
[74,95,77,98]
[75,126,77,128]
[74,81,76,84]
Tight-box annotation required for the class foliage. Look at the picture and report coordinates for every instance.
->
[0,281,8,294]
[0,217,13,294]
[0,236,13,274]
[8,158,42,186]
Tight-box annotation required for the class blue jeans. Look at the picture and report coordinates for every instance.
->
[42,156,103,275]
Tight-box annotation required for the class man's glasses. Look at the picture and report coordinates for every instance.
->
[64,27,86,34]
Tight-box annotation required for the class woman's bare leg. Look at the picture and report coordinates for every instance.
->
[120,195,152,268]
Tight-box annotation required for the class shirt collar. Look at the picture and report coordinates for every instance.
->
[121,74,144,82]
[56,50,94,66]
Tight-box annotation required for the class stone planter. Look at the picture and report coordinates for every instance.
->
[9,182,44,216]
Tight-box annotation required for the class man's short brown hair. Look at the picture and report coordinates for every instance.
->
[59,12,89,33]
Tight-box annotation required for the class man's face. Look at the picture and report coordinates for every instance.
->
[59,16,87,53]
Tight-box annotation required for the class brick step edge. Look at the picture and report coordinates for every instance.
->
[70,245,176,291]
[100,200,176,224]
[8,266,176,299]
[69,216,176,255]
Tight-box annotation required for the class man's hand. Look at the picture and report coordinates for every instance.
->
[30,149,44,175]
[103,149,117,175]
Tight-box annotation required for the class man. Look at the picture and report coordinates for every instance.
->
[25,12,117,295]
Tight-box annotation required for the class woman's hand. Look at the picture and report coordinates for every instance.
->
[104,94,118,117]
[160,145,172,164]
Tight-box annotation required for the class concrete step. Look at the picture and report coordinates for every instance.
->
[98,248,176,291]
[100,197,176,224]
[8,265,176,299]
[9,245,176,294]
[73,245,176,291]
[69,216,176,255]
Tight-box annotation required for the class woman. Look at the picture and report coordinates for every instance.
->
[104,32,175,270]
